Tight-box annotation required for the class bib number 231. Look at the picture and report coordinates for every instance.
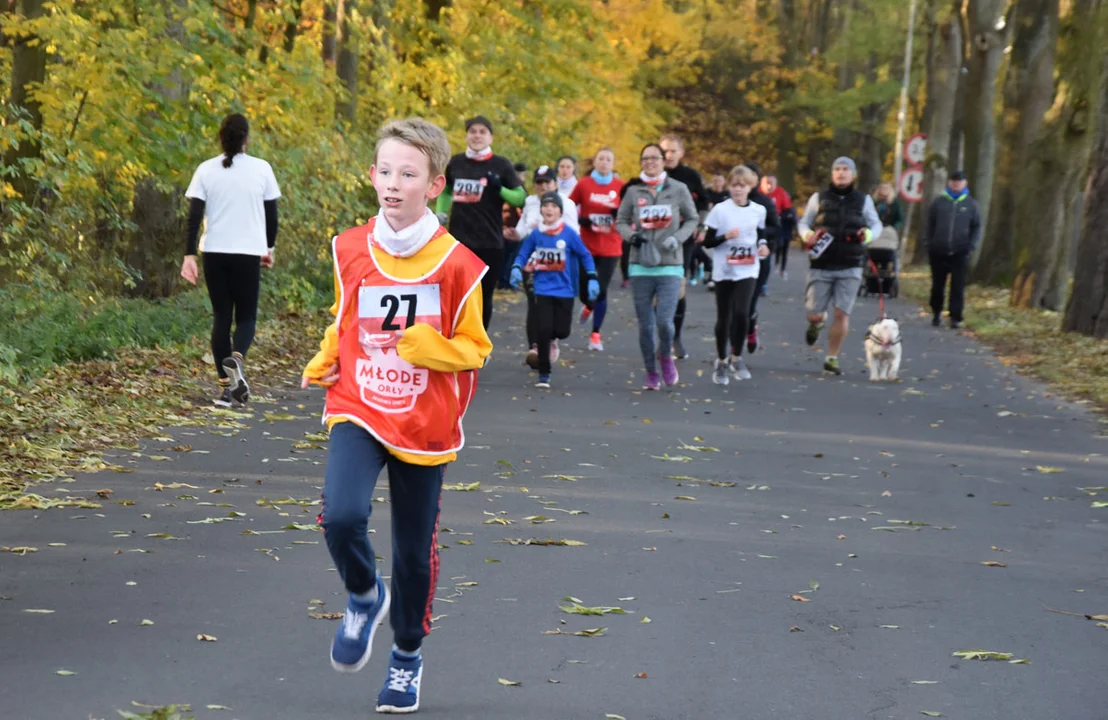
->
[358,284,442,350]
[727,245,756,265]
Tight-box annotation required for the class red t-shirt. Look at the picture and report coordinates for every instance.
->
[766,186,793,215]
[569,175,625,257]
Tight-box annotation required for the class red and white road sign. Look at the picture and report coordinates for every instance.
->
[898,168,924,203]
[905,133,927,166]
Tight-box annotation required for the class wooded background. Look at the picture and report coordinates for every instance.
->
[3,0,1108,339]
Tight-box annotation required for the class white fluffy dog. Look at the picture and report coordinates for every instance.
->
[864,318,902,382]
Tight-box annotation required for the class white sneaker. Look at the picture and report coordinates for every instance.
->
[712,359,730,386]
[730,357,752,381]
[588,332,603,352]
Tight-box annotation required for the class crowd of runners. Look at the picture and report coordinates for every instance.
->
[178,113,891,714]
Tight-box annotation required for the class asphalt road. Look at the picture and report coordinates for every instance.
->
[3,255,1107,720]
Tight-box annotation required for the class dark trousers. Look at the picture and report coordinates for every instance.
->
[715,278,757,359]
[319,422,444,652]
[500,240,520,288]
[470,247,504,330]
[930,251,969,322]
[534,295,574,375]
[620,240,631,282]
[774,225,792,272]
[748,257,772,322]
[202,252,260,379]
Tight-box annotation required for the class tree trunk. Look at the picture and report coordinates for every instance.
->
[1063,53,1108,335]
[335,0,358,123]
[774,0,800,195]
[914,0,963,265]
[947,0,968,172]
[125,0,189,299]
[974,0,1059,286]
[283,0,304,53]
[1012,0,1105,308]
[961,0,1008,257]
[2,0,48,205]
[322,0,341,65]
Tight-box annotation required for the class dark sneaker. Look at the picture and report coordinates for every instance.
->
[672,338,688,360]
[376,650,423,714]
[823,357,842,375]
[331,575,390,674]
[931,315,941,327]
[222,356,250,404]
[746,325,759,354]
[805,322,824,346]
[213,387,233,408]
[535,375,551,389]
[950,320,962,329]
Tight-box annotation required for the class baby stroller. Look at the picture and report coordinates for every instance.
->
[861,227,900,298]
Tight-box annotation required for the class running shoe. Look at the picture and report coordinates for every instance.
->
[213,387,233,408]
[525,344,539,368]
[579,306,593,325]
[950,320,962,329]
[805,321,824,347]
[695,264,705,285]
[222,355,250,404]
[781,270,788,280]
[549,339,560,364]
[823,356,843,375]
[621,279,630,289]
[712,359,730,386]
[535,375,551,389]
[643,371,661,391]
[672,338,688,360]
[376,650,423,714]
[746,325,759,354]
[731,357,752,381]
[659,354,679,386]
[931,315,941,327]
[331,575,390,674]
[588,332,604,352]
[706,280,716,292]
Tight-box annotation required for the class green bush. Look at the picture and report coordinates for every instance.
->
[0,282,211,374]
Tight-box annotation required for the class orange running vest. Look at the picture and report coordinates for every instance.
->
[323,218,488,457]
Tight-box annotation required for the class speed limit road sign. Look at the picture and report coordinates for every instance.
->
[905,133,927,166]
[898,168,924,203]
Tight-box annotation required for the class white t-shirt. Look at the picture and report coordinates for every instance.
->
[515,191,579,236]
[185,153,281,256]
[704,199,766,282]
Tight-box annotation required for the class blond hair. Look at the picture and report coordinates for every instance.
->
[873,182,895,202]
[374,118,451,176]
[659,133,685,150]
[726,165,758,187]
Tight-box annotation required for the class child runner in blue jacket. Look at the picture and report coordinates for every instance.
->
[510,192,598,388]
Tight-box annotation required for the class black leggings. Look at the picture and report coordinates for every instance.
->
[203,252,261,379]
[579,256,619,306]
[774,236,790,272]
[470,246,504,330]
[715,278,757,359]
[620,240,631,282]
[749,257,772,322]
[534,295,573,375]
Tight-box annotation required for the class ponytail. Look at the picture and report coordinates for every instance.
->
[219,113,249,168]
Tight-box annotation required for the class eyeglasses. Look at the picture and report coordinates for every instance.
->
[641,156,664,162]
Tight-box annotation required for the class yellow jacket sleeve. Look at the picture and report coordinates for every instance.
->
[396,290,491,372]
[301,266,342,385]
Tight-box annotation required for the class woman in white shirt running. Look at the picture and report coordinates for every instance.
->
[180,113,281,407]
[700,165,768,385]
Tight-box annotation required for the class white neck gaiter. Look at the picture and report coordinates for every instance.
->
[374,208,440,258]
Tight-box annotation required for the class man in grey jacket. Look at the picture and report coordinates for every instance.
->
[924,171,981,329]
[617,143,699,390]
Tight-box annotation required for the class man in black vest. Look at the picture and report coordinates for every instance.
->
[797,157,883,375]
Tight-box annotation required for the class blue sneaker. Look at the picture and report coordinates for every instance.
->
[330,575,390,673]
[376,650,423,714]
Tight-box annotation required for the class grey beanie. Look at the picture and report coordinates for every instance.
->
[832,156,856,174]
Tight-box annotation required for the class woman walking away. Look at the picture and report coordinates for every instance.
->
[701,165,767,385]
[570,147,625,351]
[181,113,280,407]
[616,143,698,390]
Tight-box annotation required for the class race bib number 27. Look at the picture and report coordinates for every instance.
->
[358,284,442,350]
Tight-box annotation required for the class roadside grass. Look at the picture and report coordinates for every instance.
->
[899,268,1108,417]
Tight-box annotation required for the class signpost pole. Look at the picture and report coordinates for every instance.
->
[892,0,919,189]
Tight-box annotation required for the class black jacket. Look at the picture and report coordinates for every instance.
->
[749,188,781,248]
[666,164,708,215]
[924,192,982,255]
